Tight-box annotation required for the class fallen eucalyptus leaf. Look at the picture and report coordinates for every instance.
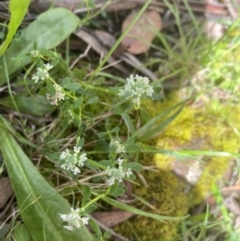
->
[92,211,135,228]
[121,10,162,54]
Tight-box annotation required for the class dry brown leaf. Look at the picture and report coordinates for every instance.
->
[121,10,162,55]
[94,30,116,48]
[0,177,13,208]
[91,211,135,228]
[74,28,130,75]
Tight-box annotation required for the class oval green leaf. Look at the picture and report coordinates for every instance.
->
[0,122,93,241]
[0,95,54,116]
[0,8,80,86]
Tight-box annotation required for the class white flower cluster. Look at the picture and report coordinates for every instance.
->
[60,146,87,175]
[31,50,41,58]
[110,139,126,154]
[118,74,154,109]
[46,83,65,105]
[60,208,89,231]
[32,63,53,83]
[106,158,132,186]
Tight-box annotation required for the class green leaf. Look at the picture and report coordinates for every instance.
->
[124,137,135,145]
[130,101,185,142]
[152,87,163,101]
[73,97,83,109]
[85,159,106,170]
[152,92,162,101]
[73,113,81,126]
[0,8,80,86]
[113,102,133,115]
[103,196,188,222]
[139,104,185,142]
[131,143,238,159]
[125,162,143,171]
[121,113,135,135]
[0,95,55,116]
[82,186,91,206]
[94,77,106,86]
[0,0,31,56]
[126,144,140,152]
[108,183,119,196]
[138,103,184,141]
[88,219,101,238]
[77,138,85,148]
[63,83,82,91]
[13,223,32,241]
[86,96,99,105]
[103,231,111,239]
[0,121,93,241]
[135,143,171,155]
[99,160,112,168]
[139,108,150,122]
[84,204,98,214]
[111,188,125,197]
[60,77,71,85]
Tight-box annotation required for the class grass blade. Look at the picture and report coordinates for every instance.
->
[0,0,31,56]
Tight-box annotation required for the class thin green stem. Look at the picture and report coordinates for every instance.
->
[3,55,27,136]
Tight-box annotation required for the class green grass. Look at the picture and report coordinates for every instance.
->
[0,1,240,240]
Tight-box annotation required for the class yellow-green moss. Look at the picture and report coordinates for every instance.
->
[149,94,240,204]
[115,93,240,240]
[114,168,189,241]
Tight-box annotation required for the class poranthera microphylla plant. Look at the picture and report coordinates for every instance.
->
[28,47,162,234]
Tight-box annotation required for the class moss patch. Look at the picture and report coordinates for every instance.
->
[153,95,240,204]
[114,168,189,241]
[116,94,240,240]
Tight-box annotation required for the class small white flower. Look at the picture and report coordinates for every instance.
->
[125,168,133,178]
[116,158,124,166]
[44,63,53,71]
[74,146,81,154]
[46,84,65,106]
[126,74,135,85]
[37,67,49,80]
[107,176,115,186]
[105,158,132,186]
[77,153,87,167]
[31,50,40,58]
[146,86,154,97]
[118,74,154,109]
[110,140,126,154]
[60,208,89,231]
[60,146,87,175]
[32,64,52,83]
[134,87,144,95]
[60,149,70,160]
[32,74,39,83]
[72,166,81,175]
